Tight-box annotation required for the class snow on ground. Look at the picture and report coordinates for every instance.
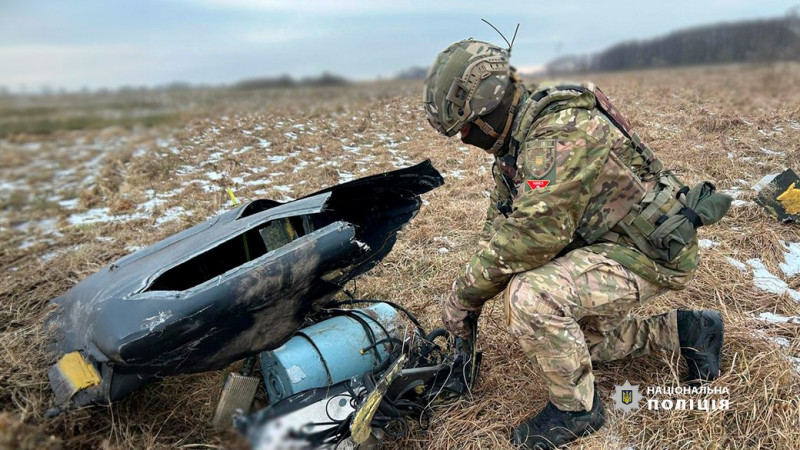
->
[699,239,719,250]
[727,251,800,302]
[779,241,800,278]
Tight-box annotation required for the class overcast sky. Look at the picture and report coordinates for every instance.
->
[1,0,798,91]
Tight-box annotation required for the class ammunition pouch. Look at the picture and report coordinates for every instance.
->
[615,175,732,262]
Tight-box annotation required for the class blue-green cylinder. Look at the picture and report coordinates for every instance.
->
[260,303,400,405]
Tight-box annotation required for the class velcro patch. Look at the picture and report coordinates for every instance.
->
[523,139,556,179]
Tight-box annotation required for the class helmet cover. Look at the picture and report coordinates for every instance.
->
[423,40,511,137]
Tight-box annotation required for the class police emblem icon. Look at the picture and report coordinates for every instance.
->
[613,380,641,412]
[622,389,633,405]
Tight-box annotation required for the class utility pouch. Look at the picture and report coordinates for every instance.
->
[618,176,732,262]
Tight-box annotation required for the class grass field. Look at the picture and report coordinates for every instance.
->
[1,63,799,449]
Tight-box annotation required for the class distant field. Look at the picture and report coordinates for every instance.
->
[1,64,799,449]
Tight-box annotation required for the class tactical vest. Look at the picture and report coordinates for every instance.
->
[495,83,731,265]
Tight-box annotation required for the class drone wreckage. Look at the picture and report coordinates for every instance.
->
[44,160,483,448]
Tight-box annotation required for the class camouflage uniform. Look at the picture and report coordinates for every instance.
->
[454,84,698,412]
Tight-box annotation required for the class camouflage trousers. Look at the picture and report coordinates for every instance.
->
[505,248,680,412]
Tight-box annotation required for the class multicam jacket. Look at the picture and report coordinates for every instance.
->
[456,83,700,308]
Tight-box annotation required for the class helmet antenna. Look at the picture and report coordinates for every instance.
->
[481,19,520,53]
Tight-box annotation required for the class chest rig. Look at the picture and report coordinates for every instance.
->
[491,83,723,263]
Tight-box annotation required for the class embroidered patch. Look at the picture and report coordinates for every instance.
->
[524,139,556,179]
[526,180,550,190]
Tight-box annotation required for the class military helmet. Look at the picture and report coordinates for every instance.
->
[423,40,512,137]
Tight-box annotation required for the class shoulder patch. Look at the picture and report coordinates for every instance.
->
[523,139,556,179]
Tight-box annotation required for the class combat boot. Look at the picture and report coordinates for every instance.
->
[510,386,605,449]
[677,309,724,383]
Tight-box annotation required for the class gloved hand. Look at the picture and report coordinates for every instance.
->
[442,282,482,339]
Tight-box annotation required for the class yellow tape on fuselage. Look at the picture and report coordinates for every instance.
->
[56,352,101,391]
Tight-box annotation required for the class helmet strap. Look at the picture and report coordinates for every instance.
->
[473,83,522,154]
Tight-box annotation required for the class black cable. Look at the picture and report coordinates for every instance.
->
[361,337,403,356]
[329,299,426,336]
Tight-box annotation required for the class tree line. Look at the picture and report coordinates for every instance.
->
[547,15,800,74]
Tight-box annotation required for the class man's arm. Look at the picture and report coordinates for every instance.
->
[479,162,513,248]
[456,111,612,307]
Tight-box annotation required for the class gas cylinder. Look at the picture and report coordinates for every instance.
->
[260,303,401,404]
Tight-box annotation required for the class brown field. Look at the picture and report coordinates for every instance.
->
[1,63,799,449]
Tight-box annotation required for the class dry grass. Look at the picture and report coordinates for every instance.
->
[1,63,800,449]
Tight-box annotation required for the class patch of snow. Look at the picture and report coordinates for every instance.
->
[337,171,355,183]
[746,258,800,301]
[68,208,147,225]
[233,146,253,156]
[155,206,190,226]
[18,240,36,250]
[779,242,800,278]
[433,236,455,247]
[182,179,218,193]
[789,357,800,375]
[58,198,79,209]
[206,171,224,181]
[445,170,465,179]
[206,151,225,163]
[771,336,792,348]
[139,196,168,213]
[268,155,288,164]
[244,178,271,187]
[176,165,198,175]
[342,145,360,153]
[720,188,743,199]
[258,139,272,149]
[731,200,750,207]
[39,250,61,263]
[284,132,298,140]
[699,239,719,249]
[760,147,784,156]
[292,160,309,173]
[726,257,748,272]
[757,312,800,324]
[438,247,449,254]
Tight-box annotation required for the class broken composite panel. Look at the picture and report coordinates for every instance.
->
[45,160,445,410]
